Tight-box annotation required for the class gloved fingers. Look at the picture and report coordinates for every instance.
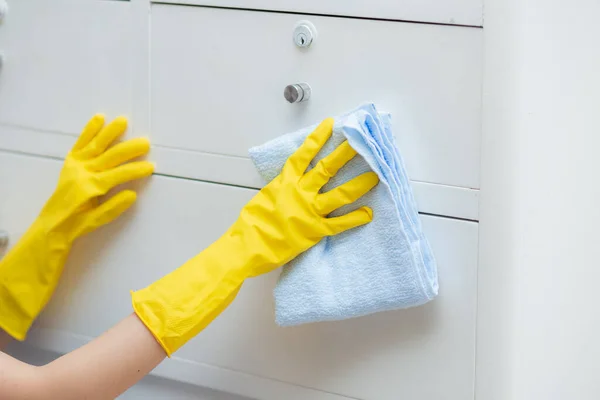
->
[88,137,151,171]
[79,116,128,159]
[316,172,379,215]
[72,190,137,238]
[285,118,334,176]
[100,161,154,191]
[323,206,373,236]
[78,198,99,213]
[72,114,105,152]
[303,141,357,191]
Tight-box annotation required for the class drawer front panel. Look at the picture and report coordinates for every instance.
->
[151,5,483,190]
[0,0,132,135]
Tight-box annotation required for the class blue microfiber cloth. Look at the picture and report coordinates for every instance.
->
[249,103,438,326]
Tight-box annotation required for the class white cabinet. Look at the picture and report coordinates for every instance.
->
[0,151,479,400]
[0,2,483,398]
[0,0,133,136]
[150,5,483,191]
[153,0,483,27]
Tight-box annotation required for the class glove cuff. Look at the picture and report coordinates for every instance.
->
[131,232,249,356]
[0,222,70,340]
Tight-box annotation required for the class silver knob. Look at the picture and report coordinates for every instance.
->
[284,83,311,103]
[0,230,8,256]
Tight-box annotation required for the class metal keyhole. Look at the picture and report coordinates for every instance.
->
[293,21,317,48]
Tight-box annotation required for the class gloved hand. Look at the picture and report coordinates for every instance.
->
[0,114,154,341]
[132,118,379,356]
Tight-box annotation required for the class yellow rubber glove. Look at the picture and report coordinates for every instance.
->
[132,118,379,356]
[0,114,154,341]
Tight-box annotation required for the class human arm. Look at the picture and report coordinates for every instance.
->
[0,117,378,399]
[0,314,165,400]
[131,118,380,355]
[0,114,154,342]
[0,114,159,399]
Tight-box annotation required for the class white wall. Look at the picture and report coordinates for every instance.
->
[478,0,600,399]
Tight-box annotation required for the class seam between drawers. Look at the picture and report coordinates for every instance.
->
[0,148,480,224]
[0,127,480,220]
[0,148,63,162]
[0,133,482,192]
[151,1,484,29]
[420,212,478,223]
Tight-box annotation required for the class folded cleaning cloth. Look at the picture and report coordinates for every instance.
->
[249,103,438,326]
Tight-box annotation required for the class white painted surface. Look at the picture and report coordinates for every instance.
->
[153,0,483,27]
[0,151,479,400]
[0,121,480,221]
[476,1,600,400]
[119,376,246,400]
[151,5,483,190]
[0,0,132,135]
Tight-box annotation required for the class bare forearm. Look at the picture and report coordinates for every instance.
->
[0,314,166,400]
[41,313,165,399]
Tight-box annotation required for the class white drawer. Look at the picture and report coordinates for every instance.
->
[0,0,132,135]
[153,0,483,27]
[1,151,478,400]
[150,5,483,191]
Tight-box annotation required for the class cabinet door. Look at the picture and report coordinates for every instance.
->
[1,151,478,400]
[150,5,483,190]
[0,0,132,135]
